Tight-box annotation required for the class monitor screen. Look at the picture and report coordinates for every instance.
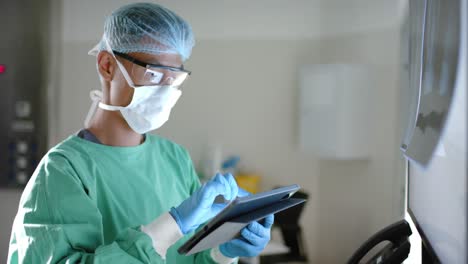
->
[406,0,467,262]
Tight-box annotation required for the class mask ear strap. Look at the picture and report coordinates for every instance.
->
[98,102,121,111]
[84,90,103,128]
[103,35,137,88]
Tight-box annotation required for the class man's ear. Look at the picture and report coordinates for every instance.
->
[97,51,117,81]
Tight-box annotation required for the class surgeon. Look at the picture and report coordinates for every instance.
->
[8,3,273,264]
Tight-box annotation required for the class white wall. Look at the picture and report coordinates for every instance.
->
[314,28,404,262]
[60,0,403,42]
[0,1,405,262]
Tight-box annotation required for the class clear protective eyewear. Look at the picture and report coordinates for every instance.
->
[113,50,191,87]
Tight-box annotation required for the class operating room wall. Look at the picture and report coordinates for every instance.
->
[313,28,404,263]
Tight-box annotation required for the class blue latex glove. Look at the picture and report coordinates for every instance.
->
[237,187,251,198]
[170,173,239,234]
[220,214,275,258]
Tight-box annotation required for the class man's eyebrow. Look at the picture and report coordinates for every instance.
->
[147,60,184,69]
[147,57,183,68]
[125,52,183,68]
[146,58,163,65]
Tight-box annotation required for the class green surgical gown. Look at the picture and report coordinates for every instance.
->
[8,134,223,263]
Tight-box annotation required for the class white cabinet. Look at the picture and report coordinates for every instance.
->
[299,64,372,160]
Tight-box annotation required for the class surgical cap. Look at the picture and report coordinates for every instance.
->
[89,2,195,61]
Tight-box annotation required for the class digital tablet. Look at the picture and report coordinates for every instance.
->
[178,184,304,255]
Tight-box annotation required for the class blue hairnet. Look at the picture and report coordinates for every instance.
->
[90,2,195,61]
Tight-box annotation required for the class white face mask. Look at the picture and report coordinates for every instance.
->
[98,85,181,134]
[84,37,183,134]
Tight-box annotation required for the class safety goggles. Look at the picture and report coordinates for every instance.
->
[113,50,191,87]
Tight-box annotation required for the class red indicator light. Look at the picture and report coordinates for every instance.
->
[0,64,5,74]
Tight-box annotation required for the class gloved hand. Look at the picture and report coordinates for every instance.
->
[170,173,239,234]
[219,214,274,258]
[237,187,251,198]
